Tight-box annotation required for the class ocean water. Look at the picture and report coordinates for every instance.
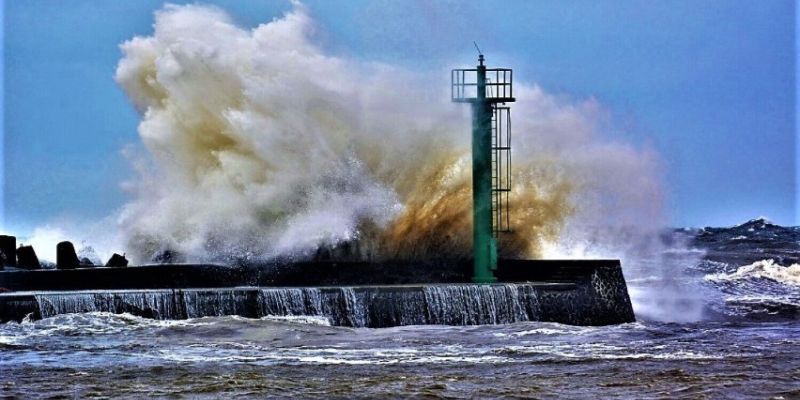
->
[2,219,798,398]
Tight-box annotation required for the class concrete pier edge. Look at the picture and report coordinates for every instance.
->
[0,260,636,327]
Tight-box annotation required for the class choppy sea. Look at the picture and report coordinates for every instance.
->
[2,218,798,398]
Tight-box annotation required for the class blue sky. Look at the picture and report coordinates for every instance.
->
[2,0,796,232]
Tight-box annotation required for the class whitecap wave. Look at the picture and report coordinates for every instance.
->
[705,259,800,286]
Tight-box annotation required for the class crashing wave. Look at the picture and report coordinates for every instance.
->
[102,2,665,264]
[705,259,800,286]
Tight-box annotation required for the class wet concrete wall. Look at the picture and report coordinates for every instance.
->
[0,262,635,326]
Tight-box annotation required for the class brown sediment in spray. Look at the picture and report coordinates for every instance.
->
[374,155,574,260]
[500,172,574,258]
[112,4,659,265]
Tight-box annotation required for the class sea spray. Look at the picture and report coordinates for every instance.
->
[107,3,662,265]
[542,224,709,322]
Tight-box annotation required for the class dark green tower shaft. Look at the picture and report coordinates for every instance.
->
[452,54,514,283]
[471,55,497,283]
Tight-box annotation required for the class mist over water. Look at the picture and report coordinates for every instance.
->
[106,3,663,267]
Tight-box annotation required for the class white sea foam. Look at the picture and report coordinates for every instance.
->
[260,315,331,326]
[154,345,510,365]
[705,259,800,286]
[498,343,734,361]
[723,295,800,307]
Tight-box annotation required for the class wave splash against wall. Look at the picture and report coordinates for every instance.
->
[114,3,662,264]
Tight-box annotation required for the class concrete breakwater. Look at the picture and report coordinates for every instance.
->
[0,260,635,327]
[0,281,632,327]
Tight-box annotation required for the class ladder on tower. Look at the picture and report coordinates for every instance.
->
[491,105,511,236]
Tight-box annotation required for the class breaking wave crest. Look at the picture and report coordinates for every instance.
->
[705,259,800,287]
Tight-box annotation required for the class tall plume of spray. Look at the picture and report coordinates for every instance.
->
[114,0,683,320]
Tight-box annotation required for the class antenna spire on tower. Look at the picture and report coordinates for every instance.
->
[473,42,484,65]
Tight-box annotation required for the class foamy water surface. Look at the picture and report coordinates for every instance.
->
[1,312,798,398]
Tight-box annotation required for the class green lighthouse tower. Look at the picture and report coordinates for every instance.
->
[452,52,515,283]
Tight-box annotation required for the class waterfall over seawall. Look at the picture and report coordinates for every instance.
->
[23,277,633,327]
[33,285,544,328]
[0,260,636,326]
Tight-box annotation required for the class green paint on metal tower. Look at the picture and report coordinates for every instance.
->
[452,53,515,283]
